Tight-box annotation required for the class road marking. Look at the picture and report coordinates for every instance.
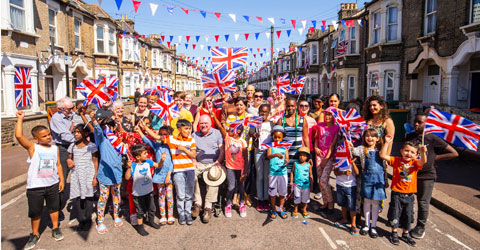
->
[379,239,396,249]
[335,240,351,250]
[318,227,337,249]
[1,192,26,210]
[446,234,473,250]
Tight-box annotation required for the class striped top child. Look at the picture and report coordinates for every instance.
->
[165,135,196,172]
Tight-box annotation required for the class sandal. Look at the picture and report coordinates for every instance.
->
[114,218,123,228]
[279,211,288,219]
[167,217,175,225]
[302,212,310,219]
[350,227,360,235]
[334,221,348,227]
[159,217,167,225]
[292,212,299,219]
[96,223,108,234]
[269,210,277,219]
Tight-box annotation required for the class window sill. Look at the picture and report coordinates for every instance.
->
[2,28,40,40]
[460,22,480,34]
[94,53,118,58]
[366,41,402,50]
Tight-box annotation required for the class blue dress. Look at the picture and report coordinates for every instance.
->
[360,150,386,200]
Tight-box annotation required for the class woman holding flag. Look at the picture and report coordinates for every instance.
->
[362,96,395,151]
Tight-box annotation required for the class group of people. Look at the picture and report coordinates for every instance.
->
[16,84,459,249]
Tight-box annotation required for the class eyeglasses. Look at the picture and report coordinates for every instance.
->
[63,107,73,111]
[254,95,263,98]
[299,105,309,108]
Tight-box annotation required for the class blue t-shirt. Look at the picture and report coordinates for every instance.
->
[93,124,123,185]
[131,159,154,196]
[142,136,173,184]
[293,162,311,189]
[270,147,287,176]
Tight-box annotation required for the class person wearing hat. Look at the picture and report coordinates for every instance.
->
[290,147,313,219]
[192,115,225,223]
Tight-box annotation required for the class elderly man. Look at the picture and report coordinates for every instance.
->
[245,84,255,108]
[192,115,224,223]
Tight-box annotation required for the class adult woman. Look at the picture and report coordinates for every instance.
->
[131,95,150,127]
[193,96,219,131]
[362,96,395,151]
[308,95,325,121]
[113,100,133,132]
[317,93,342,122]
[246,91,264,116]
[184,93,198,118]
[277,98,310,174]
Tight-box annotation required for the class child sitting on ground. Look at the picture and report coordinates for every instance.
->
[125,144,163,236]
[380,136,427,247]
[15,111,65,250]
[290,147,313,219]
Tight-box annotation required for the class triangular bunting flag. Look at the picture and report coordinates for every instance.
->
[322,20,326,31]
[200,44,204,50]
[167,41,171,47]
[286,29,291,37]
[276,30,281,38]
[234,34,239,41]
[332,21,339,30]
[256,16,263,23]
[192,44,196,50]
[214,12,221,20]
[186,36,190,43]
[260,53,263,58]
[167,6,174,15]
[207,46,211,51]
[244,33,249,40]
[357,19,363,27]
[224,34,229,41]
[205,35,209,42]
[195,36,200,42]
[298,47,302,52]
[149,3,157,15]
[200,11,206,18]
[301,20,306,29]
[291,19,296,29]
[255,32,260,40]
[214,35,219,42]
[229,14,236,23]
[185,43,188,49]
[115,0,122,10]
[268,17,275,25]
[178,35,182,43]
[160,35,165,41]
[342,20,347,28]
[181,8,189,15]
[298,28,304,35]
[265,32,270,39]
[309,27,314,34]
[257,48,260,53]
[169,36,173,42]
[311,20,317,28]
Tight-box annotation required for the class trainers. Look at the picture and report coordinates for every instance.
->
[369,228,379,238]
[134,224,149,236]
[410,226,425,239]
[192,204,201,218]
[52,228,64,241]
[186,215,193,225]
[24,234,40,250]
[239,205,247,218]
[202,208,212,223]
[360,226,369,236]
[401,233,417,247]
[178,215,186,225]
[256,203,262,212]
[130,214,138,226]
[390,232,400,245]
[225,205,232,218]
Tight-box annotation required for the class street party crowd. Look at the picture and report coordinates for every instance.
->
[16,84,460,249]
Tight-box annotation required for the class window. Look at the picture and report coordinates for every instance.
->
[339,77,345,100]
[339,30,345,42]
[123,38,130,60]
[311,44,318,64]
[425,0,437,34]
[74,18,81,49]
[133,40,140,62]
[373,11,381,44]
[312,78,318,94]
[301,51,305,68]
[163,54,168,69]
[331,38,338,57]
[45,67,55,101]
[71,72,78,99]
[350,27,357,54]
[286,58,290,71]
[124,77,131,96]
[10,0,24,31]
[48,8,56,44]
[152,50,157,67]
[1,66,5,113]
[369,73,380,96]
[108,28,115,54]
[472,0,480,23]
[323,42,328,63]
[348,75,355,100]
[387,7,398,41]
[96,25,104,53]
[385,71,395,101]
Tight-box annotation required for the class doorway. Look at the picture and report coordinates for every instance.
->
[423,64,441,104]
[471,73,480,108]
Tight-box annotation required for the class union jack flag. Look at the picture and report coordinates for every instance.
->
[260,140,294,150]
[157,85,173,94]
[213,96,232,109]
[211,47,248,73]
[76,79,112,108]
[336,40,349,57]
[14,67,32,107]
[425,108,480,151]
[229,116,263,132]
[201,71,237,97]
[150,92,180,121]
[276,73,292,94]
[144,88,162,97]
[103,126,129,156]
[333,140,351,170]
[330,107,367,142]
[103,76,119,101]
[269,110,285,123]
[289,76,306,95]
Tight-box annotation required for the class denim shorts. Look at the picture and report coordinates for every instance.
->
[336,185,356,211]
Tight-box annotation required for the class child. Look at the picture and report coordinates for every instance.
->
[66,124,98,231]
[137,124,175,225]
[349,129,385,238]
[89,112,124,234]
[290,147,313,219]
[266,125,289,219]
[313,107,339,215]
[333,137,360,235]
[217,121,248,218]
[380,137,427,247]
[15,111,65,249]
[125,144,163,236]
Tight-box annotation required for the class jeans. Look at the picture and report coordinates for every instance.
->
[194,163,219,209]
[416,179,435,229]
[226,169,245,205]
[173,170,195,219]
[254,149,269,201]
[132,192,156,222]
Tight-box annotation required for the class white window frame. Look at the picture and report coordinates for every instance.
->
[387,6,398,41]
[339,29,345,42]
[48,6,57,45]
[385,71,395,101]
[425,0,437,35]
[323,41,328,64]
[9,0,25,31]
[471,0,480,23]
[95,24,105,54]
[108,27,115,55]
[348,75,356,100]
[74,16,82,50]
[369,72,380,96]
[152,49,158,68]
[123,37,130,60]
[373,11,381,44]
[339,76,345,101]
[350,26,357,54]
[311,43,318,65]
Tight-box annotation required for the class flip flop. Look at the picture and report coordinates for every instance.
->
[292,212,299,219]
[167,217,175,225]
[269,210,277,219]
[279,211,288,219]
[96,223,107,234]
[350,227,360,235]
[302,212,310,219]
[334,221,348,227]
[114,218,123,227]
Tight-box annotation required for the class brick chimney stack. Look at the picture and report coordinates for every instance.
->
[338,3,359,20]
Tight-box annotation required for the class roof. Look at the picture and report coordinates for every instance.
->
[84,4,116,23]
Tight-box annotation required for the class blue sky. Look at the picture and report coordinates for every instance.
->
[85,0,368,71]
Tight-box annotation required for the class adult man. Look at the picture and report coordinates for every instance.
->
[245,84,255,108]
[134,87,141,106]
[247,90,264,116]
[192,115,225,223]
[405,113,458,239]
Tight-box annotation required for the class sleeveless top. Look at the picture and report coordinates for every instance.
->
[282,114,304,172]
[27,144,59,189]
[269,147,287,176]
[293,162,311,189]
[368,120,385,137]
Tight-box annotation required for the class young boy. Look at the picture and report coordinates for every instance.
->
[266,125,289,219]
[15,111,65,250]
[333,139,360,235]
[290,147,313,219]
[380,136,427,247]
[171,92,194,136]
[125,144,163,236]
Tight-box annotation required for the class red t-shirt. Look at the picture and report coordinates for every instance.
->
[196,108,219,130]
[389,156,423,194]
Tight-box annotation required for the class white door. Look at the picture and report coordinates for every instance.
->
[423,65,441,104]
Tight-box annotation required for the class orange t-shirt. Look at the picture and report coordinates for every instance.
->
[389,156,422,194]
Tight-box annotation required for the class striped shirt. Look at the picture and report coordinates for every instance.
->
[283,115,304,173]
[165,135,196,172]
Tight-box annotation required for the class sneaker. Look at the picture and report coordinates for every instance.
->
[146,220,160,229]
[256,203,262,212]
[178,215,186,225]
[360,226,369,236]
[390,232,400,246]
[186,215,193,225]
[130,214,138,226]
[262,201,270,212]
[24,234,40,250]
[202,208,212,223]
[52,228,64,241]
[239,205,247,218]
[191,204,201,218]
[133,224,149,236]
[410,226,425,239]
[225,205,232,218]
[401,233,417,247]
[369,228,379,238]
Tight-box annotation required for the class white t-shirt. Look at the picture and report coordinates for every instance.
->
[131,159,154,196]
[335,164,356,188]
[258,121,273,147]
[27,144,60,189]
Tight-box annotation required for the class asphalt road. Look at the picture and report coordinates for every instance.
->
[2,181,478,250]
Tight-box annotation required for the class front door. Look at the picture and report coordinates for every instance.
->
[423,65,441,104]
[471,73,480,108]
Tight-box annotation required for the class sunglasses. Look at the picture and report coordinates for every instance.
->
[254,95,263,98]
[299,105,309,108]
[206,100,213,102]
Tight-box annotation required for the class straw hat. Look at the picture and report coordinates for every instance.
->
[295,146,311,160]
[203,165,226,187]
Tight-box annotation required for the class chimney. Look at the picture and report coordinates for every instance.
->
[338,3,358,20]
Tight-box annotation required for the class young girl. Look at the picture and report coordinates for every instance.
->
[290,147,313,219]
[67,125,98,231]
[349,128,386,238]
[217,121,248,218]
[313,107,339,215]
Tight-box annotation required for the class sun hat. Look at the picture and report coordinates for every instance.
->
[323,106,337,114]
[203,165,226,187]
[271,125,286,136]
[296,146,311,160]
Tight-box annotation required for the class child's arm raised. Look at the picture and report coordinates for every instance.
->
[15,111,35,157]
[153,152,166,169]
[210,109,226,137]
[139,120,161,141]
[418,145,428,166]
[379,135,393,162]
[78,105,94,133]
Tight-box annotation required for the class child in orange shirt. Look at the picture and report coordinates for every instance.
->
[380,136,427,247]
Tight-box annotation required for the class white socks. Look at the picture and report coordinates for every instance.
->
[364,199,380,228]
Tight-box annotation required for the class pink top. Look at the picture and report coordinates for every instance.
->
[314,122,339,158]
[225,135,247,171]
[304,116,317,151]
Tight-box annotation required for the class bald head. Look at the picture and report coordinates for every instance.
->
[246,84,255,99]
[199,115,212,135]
